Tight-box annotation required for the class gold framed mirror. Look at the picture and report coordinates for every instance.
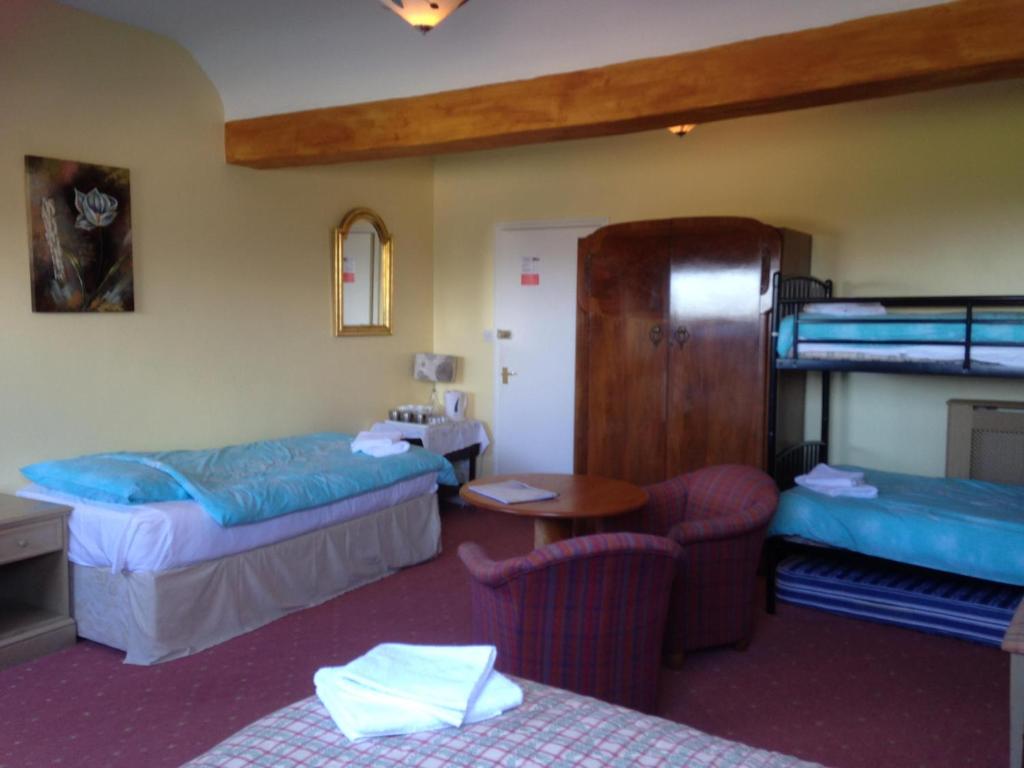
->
[333,208,392,336]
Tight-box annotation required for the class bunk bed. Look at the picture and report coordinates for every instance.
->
[764,275,1024,628]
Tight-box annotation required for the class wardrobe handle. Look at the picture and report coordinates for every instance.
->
[674,326,691,347]
[649,325,663,346]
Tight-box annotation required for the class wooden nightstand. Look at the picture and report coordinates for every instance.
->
[0,494,76,667]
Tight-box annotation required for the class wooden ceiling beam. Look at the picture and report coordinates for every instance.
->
[225,0,1024,168]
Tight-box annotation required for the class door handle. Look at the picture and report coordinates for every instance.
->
[501,366,518,384]
[649,325,663,347]
[674,326,690,347]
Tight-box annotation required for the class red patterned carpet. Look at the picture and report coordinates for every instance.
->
[0,503,1007,768]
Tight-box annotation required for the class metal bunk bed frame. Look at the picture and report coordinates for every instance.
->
[764,274,1024,611]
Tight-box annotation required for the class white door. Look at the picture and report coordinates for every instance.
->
[493,219,606,474]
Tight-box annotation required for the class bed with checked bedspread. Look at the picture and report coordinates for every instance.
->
[183,678,821,767]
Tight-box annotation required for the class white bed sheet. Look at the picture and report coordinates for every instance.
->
[796,342,1024,368]
[18,474,437,574]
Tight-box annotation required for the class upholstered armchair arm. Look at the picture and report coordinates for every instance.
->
[628,476,688,535]
[458,534,681,587]
[457,541,519,586]
[668,514,770,546]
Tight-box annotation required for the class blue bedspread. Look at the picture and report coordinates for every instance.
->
[106,433,457,527]
[770,467,1024,586]
[777,311,1024,358]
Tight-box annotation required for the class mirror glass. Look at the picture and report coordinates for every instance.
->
[333,208,392,336]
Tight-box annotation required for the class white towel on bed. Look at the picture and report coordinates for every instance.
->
[351,431,410,457]
[355,441,411,457]
[796,464,878,498]
[796,464,864,487]
[314,643,522,741]
[315,667,523,741]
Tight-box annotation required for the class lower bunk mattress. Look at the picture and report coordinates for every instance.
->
[183,677,821,768]
[769,467,1024,586]
[777,552,1024,647]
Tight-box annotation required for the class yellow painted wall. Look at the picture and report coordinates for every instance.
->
[0,2,434,491]
[434,80,1024,477]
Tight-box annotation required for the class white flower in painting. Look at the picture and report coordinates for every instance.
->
[74,187,119,231]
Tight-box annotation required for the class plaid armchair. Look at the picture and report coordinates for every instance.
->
[458,533,680,713]
[631,464,779,663]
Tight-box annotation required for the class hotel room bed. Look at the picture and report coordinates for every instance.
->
[17,433,453,665]
[182,678,823,768]
[769,467,1024,587]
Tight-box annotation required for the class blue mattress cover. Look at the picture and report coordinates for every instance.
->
[769,467,1024,586]
[776,311,1024,357]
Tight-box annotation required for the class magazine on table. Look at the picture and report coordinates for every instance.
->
[469,480,558,504]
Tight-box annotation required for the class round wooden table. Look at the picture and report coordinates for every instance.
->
[459,473,649,549]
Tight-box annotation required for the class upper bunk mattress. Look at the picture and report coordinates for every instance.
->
[769,467,1024,586]
[776,311,1024,368]
[18,473,437,574]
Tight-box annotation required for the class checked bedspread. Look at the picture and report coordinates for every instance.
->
[183,678,821,767]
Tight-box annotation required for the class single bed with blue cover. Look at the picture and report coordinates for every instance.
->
[18,433,457,664]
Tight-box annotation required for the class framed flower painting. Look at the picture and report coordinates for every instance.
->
[25,155,134,312]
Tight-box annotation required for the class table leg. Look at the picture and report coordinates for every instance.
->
[534,519,573,549]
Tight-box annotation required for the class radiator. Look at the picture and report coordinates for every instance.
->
[947,399,1024,484]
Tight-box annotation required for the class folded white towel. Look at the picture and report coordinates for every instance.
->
[353,441,410,458]
[804,302,887,317]
[351,429,411,457]
[795,463,864,487]
[335,643,496,725]
[795,464,878,498]
[315,668,523,742]
[800,483,879,499]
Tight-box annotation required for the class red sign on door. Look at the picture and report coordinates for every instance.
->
[521,256,540,286]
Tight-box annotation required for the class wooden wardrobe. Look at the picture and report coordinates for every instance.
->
[574,217,810,485]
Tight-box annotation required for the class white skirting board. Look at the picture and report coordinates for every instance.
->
[71,493,441,665]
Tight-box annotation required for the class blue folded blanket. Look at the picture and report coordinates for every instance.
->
[23,432,457,527]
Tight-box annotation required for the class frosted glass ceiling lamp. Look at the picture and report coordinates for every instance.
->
[378,0,470,33]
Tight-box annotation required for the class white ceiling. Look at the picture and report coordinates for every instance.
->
[61,0,949,121]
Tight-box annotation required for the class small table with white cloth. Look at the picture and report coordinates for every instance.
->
[371,420,489,482]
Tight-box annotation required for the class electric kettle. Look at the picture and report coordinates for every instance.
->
[445,390,468,421]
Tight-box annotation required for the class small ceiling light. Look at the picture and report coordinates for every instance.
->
[378,0,470,33]
[667,124,697,137]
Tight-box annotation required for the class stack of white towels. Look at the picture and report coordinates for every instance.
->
[794,463,879,498]
[350,430,410,457]
[314,643,523,742]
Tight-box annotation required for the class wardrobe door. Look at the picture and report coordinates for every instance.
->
[576,225,671,485]
[666,219,779,475]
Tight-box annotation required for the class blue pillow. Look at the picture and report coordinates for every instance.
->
[21,455,189,504]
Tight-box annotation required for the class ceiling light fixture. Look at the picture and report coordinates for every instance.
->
[378,0,470,33]
[667,124,697,137]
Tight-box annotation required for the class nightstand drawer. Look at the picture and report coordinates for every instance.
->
[0,519,64,565]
